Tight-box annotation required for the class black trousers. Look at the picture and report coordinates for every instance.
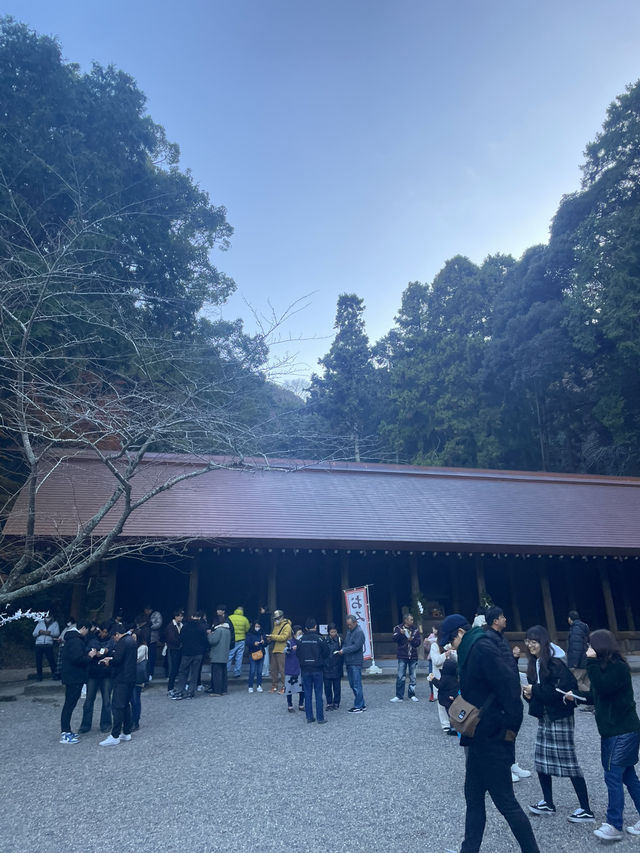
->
[167,648,182,691]
[210,662,227,694]
[80,677,112,731]
[35,645,56,678]
[111,682,133,738]
[461,741,540,853]
[61,683,83,732]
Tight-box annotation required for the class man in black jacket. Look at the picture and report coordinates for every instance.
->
[484,605,532,783]
[99,626,137,746]
[60,621,96,744]
[172,611,209,700]
[296,618,329,724]
[439,614,540,853]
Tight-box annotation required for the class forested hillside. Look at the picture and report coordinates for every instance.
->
[304,81,640,476]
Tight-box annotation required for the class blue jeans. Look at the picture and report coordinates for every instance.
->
[602,737,640,830]
[248,655,263,688]
[227,640,245,675]
[302,670,325,722]
[396,659,417,699]
[347,665,364,709]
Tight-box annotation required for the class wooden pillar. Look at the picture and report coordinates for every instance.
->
[101,561,117,621]
[187,552,201,616]
[564,562,577,613]
[70,580,86,620]
[599,562,619,633]
[340,553,349,629]
[450,561,460,614]
[268,553,277,613]
[324,554,334,624]
[620,559,636,631]
[508,562,523,632]
[475,556,486,602]
[540,559,557,640]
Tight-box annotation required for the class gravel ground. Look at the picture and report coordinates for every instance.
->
[3,676,640,853]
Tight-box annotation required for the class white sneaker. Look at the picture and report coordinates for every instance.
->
[256,686,263,693]
[390,696,402,703]
[410,695,419,702]
[99,734,120,747]
[594,823,623,841]
[627,820,640,836]
[248,687,254,693]
[511,763,532,778]
[119,733,132,742]
[196,684,204,692]
[512,772,520,783]
[148,675,153,682]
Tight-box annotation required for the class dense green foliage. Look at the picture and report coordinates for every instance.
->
[308,81,640,475]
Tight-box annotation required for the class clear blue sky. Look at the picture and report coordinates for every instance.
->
[6,1,640,382]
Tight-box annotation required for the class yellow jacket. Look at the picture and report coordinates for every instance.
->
[229,608,250,641]
[269,619,292,653]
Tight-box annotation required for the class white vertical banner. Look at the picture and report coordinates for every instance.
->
[344,586,373,661]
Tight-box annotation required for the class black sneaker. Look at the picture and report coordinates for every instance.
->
[348,707,363,713]
[529,800,556,816]
[567,809,595,823]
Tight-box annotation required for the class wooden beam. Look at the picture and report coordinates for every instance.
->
[268,553,277,613]
[341,553,349,630]
[187,553,200,616]
[540,559,557,640]
[508,562,523,632]
[620,559,636,631]
[599,563,619,633]
[475,556,486,602]
[101,561,117,622]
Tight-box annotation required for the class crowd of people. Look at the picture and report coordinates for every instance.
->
[34,599,640,847]
[433,606,640,852]
[38,602,369,746]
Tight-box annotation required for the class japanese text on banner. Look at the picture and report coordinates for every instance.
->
[344,587,372,660]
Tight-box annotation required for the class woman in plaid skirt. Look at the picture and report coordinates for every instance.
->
[522,625,594,824]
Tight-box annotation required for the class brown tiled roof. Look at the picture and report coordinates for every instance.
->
[4,452,640,554]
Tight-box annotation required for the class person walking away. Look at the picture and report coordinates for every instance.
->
[337,614,366,713]
[33,614,60,680]
[391,612,421,702]
[59,621,96,744]
[323,623,343,710]
[172,611,208,700]
[285,626,304,712]
[267,610,292,693]
[438,613,540,853]
[297,618,330,723]
[99,625,137,746]
[207,614,232,696]
[246,621,268,693]
[79,623,114,734]
[228,606,250,677]
[567,610,591,704]
[567,629,640,842]
[165,609,184,696]
[521,625,594,824]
